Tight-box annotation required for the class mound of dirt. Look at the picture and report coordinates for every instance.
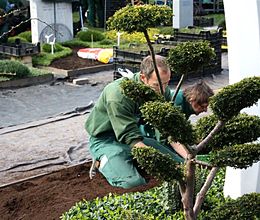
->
[49,47,105,70]
[0,162,159,220]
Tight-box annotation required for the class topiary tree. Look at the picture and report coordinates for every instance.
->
[167,40,216,102]
[120,76,260,219]
[107,4,172,94]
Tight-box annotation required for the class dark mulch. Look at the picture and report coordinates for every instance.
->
[0,162,159,220]
[49,47,105,70]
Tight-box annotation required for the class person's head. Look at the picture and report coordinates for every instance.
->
[183,80,214,115]
[140,55,171,94]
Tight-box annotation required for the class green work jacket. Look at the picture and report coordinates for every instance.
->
[85,72,195,146]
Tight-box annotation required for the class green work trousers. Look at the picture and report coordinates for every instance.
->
[89,133,183,189]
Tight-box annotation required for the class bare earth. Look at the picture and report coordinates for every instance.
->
[0,50,229,220]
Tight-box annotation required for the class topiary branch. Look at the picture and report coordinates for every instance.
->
[143,29,164,95]
[195,120,225,153]
[171,73,185,103]
[193,167,219,217]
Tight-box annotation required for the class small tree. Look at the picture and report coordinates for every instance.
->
[108,4,260,219]
[121,76,260,219]
[107,4,172,94]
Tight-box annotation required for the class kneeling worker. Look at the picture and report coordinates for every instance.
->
[85,55,213,189]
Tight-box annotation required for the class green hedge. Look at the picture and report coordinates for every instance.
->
[0,60,30,78]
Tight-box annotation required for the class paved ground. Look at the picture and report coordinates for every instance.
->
[0,53,229,186]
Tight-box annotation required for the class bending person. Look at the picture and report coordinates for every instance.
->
[85,55,213,189]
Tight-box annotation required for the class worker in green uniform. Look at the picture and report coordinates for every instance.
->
[85,55,213,189]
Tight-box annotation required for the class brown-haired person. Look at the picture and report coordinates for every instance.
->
[85,55,214,189]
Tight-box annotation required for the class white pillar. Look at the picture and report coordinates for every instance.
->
[30,0,73,43]
[172,0,193,28]
[223,0,260,199]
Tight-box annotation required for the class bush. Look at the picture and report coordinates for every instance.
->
[76,30,105,42]
[204,193,260,220]
[167,40,216,76]
[61,39,90,48]
[0,60,30,78]
[99,38,114,45]
[159,26,173,35]
[42,43,64,53]
[18,31,32,42]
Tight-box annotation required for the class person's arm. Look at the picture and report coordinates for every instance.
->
[169,141,188,159]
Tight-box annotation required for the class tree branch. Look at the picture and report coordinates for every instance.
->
[171,73,185,103]
[191,159,213,169]
[195,120,225,153]
[143,30,164,95]
[193,167,219,217]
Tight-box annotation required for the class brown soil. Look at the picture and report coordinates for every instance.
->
[49,47,105,70]
[0,162,159,220]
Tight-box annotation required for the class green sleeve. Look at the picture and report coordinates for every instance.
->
[106,99,143,145]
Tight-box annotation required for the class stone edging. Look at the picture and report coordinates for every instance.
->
[0,73,54,89]
[40,64,114,77]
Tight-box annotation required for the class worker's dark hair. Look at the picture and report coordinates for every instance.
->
[183,80,214,105]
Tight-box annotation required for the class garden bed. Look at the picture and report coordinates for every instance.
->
[0,161,159,220]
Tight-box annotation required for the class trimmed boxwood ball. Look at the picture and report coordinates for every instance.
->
[132,146,184,182]
[120,79,164,105]
[204,193,260,220]
[140,101,195,145]
[195,113,260,152]
[210,76,260,121]
[76,30,105,42]
[107,4,172,33]
[167,40,216,76]
[0,60,30,78]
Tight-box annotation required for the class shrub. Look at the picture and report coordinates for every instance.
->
[42,43,64,53]
[76,30,105,42]
[99,38,114,45]
[204,193,260,220]
[18,31,32,42]
[167,40,216,76]
[0,60,30,78]
[61,39,90,48]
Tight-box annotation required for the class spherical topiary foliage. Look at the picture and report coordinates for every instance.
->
[210,76,260,121]
[209,143,260,169]
[195,113,260,152]
[120,79,164,105]
[76,30,105,42]
[140,101,195,145]
[107,4,172,34]
[167,40,216,76]
[0,60,30,78]
[205,193,260,220]
[132,146,184,182]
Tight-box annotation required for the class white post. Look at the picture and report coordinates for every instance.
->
[223,0,260,199]
[172,0,193,28]
[117,32,122,47]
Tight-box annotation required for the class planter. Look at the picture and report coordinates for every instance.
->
[0,73,54,89]
[113,28,223,82]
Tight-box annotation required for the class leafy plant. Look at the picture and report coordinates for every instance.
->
[0,60,30,78]
[76,29,105,42]
[108,4,172,94]
[128,76,260,219]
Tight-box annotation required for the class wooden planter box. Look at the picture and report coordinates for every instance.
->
[0,42,40,57]
[113,29,223,82]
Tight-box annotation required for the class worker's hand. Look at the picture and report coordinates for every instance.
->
[170,142,189,159]
[133,141,147,148]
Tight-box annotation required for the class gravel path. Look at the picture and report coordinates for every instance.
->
[0,53,229,185]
